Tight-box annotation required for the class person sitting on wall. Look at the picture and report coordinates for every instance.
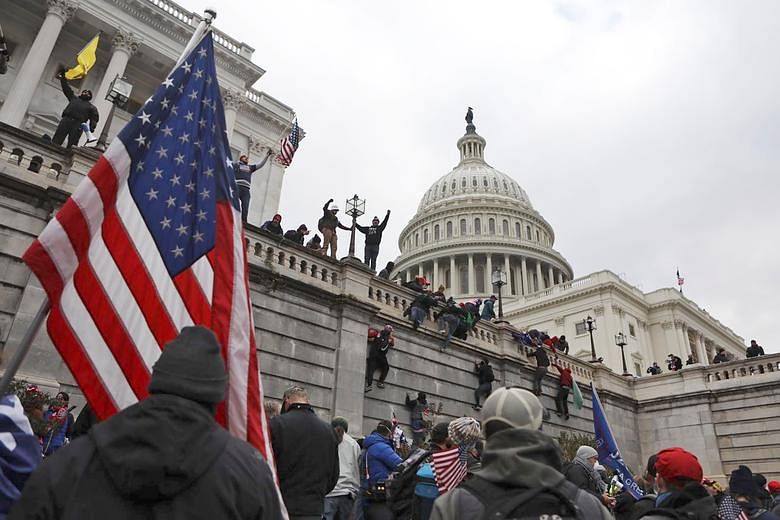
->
[377,261,395,280]
[746,340,766,358]
[666,354,683,371]
[306,234,322,251]
[283,224,310,245]
[646,362,663,375]
[259,213,283,236]
[555,335,570,355]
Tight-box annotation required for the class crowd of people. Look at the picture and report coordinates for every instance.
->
[645,339,770,376]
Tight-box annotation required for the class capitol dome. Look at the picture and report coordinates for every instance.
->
[393,113,573,300]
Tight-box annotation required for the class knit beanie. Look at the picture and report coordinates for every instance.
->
[148,326,227,404]
[576,445,598,460]
[448,417,482,444]
[729,465,759,497]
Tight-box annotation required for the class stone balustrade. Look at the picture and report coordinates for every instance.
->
[0,123,72,182]
[705,353,780,382]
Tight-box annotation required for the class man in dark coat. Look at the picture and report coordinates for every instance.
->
[231,150,274,224]
[355,210,390,270]
[10,326,282,520]
[377,261,394,280]
[52,67,99,148]
[746,340,766,358]
[270,385,339,520]
[260,213,284,236]
[365,325,394,392]
[712,348,730,363]
[473,359,495,410]
[527,342,550,396]
[283,224,309,245]
[318,199,352,258]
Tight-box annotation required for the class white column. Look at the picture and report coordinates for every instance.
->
[504,254,511,295]
[92,29,140,139]
[418,264,424,277]
[535,260,543,292]
[222,88,246,140]
[558,271,564,284]
[548,265,555,288]
[450,256,456,295]
[521,256,528,295]
[432,258,439,289]
[485,254,493,293]
[0,0,78,126]
[406,269,412,283]
[467,254,474,294]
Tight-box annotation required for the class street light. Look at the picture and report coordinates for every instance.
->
[345,194,365,259]
[491,269,507,321]
[96,75,133,150]
[582,315,601,363]
[615,331,630,376]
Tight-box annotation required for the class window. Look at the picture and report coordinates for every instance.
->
[493,179,498,188]
[515,222,521,237]
[575,322,587,335]
[474,218,481,235]
[459,266,469,294]
[434,224,440,240]
[536,230,540,242]
[472,177,478,187]
[461,177,467,188]
[423,229,428,244]
[452,181,456,190]
[634,363,642,377]
[629,323,636,337]
[503,220,509,235]
[526,225,532,239]
[460,219,467,235]
[489,218,496,234]
[446,221,453,238]
[476,266,485,293]
[483,177,488,187]
[503,181,508,191]
[442,182,447,193]
[414,233,419,247]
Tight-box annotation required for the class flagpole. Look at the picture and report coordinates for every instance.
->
[0,299,50,396]
[174,9,216,70]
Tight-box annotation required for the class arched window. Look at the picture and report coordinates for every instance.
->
[451,181,457,190]
[515,222,521,237]
[476,265,485,293]
[423,229,429,244]
[536,230,540,242]
[483,177,488,187]
[472,177,478,187]
[442,182,447,193]
[503,220,510,235]
[474,218,481,235]
[459,266,469,294]
[488,218,496,234]
[461,177,467,188]
[493,179,498,188]
[415,233,419,247]
[526,225,532,239]
[503,181,508,191]
[446,221,453,238]
[434,224,440,240]
[460,219,467,235]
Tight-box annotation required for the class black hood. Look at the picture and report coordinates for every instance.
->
[89,394,229,501]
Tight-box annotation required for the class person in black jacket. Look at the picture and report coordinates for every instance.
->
[746,340,766,358]
[473,359,495,410]
[52,67,99,148]
[365,325,394,392]
[319,199,352,258]
[409,290,436,330]
[270,385,339,519]
[355,211,390,271]
[10,326,282,520]
[527,342,550,396]
[283,224,309,245]
[260,213,283,236]
[377,261,394,280]
[231,150,274,224]
[712,348,730,364]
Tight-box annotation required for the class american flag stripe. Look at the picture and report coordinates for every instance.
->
[22,33,277,486]
[431,446,468,492]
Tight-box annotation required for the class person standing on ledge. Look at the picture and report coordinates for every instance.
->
[318,199,352,259]
[52,67,99,148]
[231,149,274,225]
[356,211,390,271]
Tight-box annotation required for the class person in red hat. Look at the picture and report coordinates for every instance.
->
[636,447,715,519]
[769,480,780,515]
[259,213,283,236]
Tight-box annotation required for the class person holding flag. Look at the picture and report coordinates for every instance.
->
[52,65,99,148]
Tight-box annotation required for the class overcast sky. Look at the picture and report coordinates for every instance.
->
[183,0,779,352]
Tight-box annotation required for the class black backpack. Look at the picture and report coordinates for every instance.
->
[460,476,586,520]
[385,449,431,520]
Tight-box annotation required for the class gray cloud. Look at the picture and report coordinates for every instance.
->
[183,0,780,352]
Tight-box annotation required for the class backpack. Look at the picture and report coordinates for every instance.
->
[460,476,587,520]
[385,449,431,519]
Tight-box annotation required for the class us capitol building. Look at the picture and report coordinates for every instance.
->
[393,114,746,374]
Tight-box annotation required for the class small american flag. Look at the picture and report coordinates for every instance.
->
[431,446,468,492]
[276,119,300,167]
[22,32,276,472]
[677,269,685,286]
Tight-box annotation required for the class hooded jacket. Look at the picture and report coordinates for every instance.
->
[59,76,99,130]
[9,394,281,520]
[638,482,718,520]
[430,429,611,520]
[363,432,402,484]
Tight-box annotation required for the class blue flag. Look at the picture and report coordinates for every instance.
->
[591,385,644,499]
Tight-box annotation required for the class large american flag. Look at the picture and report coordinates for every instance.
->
[431,446,468,492]
[22,33,275,468]
[276,119,300,167]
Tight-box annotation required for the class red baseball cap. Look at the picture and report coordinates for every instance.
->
[655,448,703,483]
[768,480,780,494]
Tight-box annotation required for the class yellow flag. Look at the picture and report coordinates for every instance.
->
[64,33,100,80]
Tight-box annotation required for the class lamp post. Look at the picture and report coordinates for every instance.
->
[491,269,507,321]
[345,194,365,259]
[582,315,600,363]
[615,331,630,376]
[96,75,133,150]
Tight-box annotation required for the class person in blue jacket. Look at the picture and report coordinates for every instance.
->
[0,394,42,517]
[363,420,403,520]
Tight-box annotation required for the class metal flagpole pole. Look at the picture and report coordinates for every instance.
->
[173,9,216,70]
[0,299,50,396]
